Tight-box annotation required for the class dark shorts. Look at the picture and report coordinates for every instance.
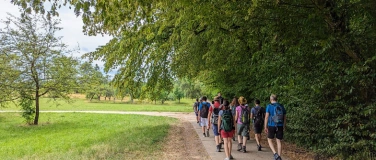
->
[212,124,220,136]
[253,125,263,134]
[267,126,284,140]
[237,124,249,137]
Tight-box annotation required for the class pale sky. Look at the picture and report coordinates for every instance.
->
[0,0,113,72]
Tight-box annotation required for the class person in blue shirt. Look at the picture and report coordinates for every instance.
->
[264,94,286,160]
[198,96,211,137]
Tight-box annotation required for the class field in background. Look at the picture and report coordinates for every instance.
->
[0,113,176,159]
[0,94,194,112]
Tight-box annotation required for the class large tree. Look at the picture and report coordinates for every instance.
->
[13,0,376,158]
[0,13,78,125]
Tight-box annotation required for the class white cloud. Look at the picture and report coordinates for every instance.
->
[0,0,113,70]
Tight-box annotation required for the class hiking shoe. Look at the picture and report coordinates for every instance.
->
[203,133,206,137]
[237,143,242,151]
[274,153,282,160]
[257,144,262,151]
[230,155,234,159]
[216,145,220,152]
[219,143,223,149]
[206,130,210,137]
[242,146,246,153]
[232,136,235,141]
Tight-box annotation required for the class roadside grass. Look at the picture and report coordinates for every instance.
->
[0,112,176,160]
[0,97,194,112]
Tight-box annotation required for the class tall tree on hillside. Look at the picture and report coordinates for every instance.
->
[0,13,78,125]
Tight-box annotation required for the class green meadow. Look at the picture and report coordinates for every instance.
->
[0,97,194,112]
[0,113,176,160]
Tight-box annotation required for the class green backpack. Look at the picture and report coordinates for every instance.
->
[221,110,233,132]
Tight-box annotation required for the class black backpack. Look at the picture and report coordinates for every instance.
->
[200,103,209,118]
[221,110,233,132]
[253,107,264,127]
[211,106,221,124]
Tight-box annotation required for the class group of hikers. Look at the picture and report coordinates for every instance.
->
[193,93,287,160]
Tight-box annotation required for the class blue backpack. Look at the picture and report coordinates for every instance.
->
[271,104,284,126]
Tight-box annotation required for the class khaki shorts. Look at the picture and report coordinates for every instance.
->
[237,124,249,137]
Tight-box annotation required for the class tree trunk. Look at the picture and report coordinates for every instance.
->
[130,93,134,103]
[179,98,181,103]
[90,94,94,101]
[155,100,156,104]
[34,93,39,125]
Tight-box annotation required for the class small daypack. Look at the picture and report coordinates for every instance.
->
[211,106,221,124]
[200,103,209,118]
[271,104,284,126]
[221,110,233,132]
[240,106,250,124]
[253,107,264,127]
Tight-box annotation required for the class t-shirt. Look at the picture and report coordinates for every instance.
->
[236,105,250,124]
[198,101,210,111]
[251,106,265,122]
[230,105,236,116]
[266,102,286,127]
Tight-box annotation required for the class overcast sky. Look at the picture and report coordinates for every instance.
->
[0,0,113,72]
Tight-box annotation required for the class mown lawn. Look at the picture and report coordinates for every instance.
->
[0,97,194,112]
[0,113,176,160]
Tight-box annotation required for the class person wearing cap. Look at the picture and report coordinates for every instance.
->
[235,96,251,153]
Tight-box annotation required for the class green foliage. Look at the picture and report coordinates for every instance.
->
[0,13,79,125]
[19,97,35,125]
[14,0,376,158]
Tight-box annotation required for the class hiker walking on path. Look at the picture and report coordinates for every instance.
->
[264,94,286,160]
[235,96,250,153]
[230,97,239,142]
[193,98,200,124]
[208,97,223,152]
[251,99,265,151]
[218,100,234,160]
[217,92,224,104]
[198,96,211,137]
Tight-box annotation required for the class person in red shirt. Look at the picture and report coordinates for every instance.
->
[208,97,223,152]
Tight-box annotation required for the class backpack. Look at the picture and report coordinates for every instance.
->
[211,106,221,124]
[200,103,209,118]
[271,104,284,126]
[221,110,233,132]
[240,106,250,124]
[253,107,264,127]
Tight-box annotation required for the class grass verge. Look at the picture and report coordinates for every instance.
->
[0,112,176,160]
[0,98,193,112]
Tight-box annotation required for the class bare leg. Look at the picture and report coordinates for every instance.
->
[268,138,277,154]
[228,137,232,156]
[242,136,247,146]
[215,135,220,145]
[224,138,229,158]
[255,134,260,145]
[237,135,242,144]
[276,139,282,156]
